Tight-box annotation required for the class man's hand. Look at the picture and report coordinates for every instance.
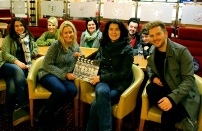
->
[153,77,163,86]
[158,97,172,111]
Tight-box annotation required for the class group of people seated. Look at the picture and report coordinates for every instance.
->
[0,16,200,131]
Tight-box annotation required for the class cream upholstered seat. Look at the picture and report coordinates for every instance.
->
[0,78,6,92]
[27,56,79,126]
[139,74,202,131]
[0,50,6,95]
[79,64,144,131]
[0,78,6,102]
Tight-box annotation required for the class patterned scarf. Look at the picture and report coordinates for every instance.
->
[84,29,100,41]
[19,33,32,70]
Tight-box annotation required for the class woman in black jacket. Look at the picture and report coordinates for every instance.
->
[86,19,134,131]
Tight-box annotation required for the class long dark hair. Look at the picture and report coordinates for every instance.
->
[85,17,99,31]
[9,17,33,39]
[100,19,128,46]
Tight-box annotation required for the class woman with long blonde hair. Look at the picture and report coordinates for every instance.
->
[35,21,82,130]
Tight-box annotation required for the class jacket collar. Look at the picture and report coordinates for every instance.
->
[149,38,173,58]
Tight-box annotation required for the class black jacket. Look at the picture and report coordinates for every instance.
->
[96,39,134,92]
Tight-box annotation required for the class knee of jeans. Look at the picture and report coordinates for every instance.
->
[96,88,110,97]
[70,87,77,99]
[10,65,24,75]
[64,86,78,99]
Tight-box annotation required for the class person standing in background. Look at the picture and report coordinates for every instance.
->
[36,17,58,46]
[80,17,102,48]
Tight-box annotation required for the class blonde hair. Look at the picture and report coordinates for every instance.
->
[58,21,78,51]
[48,17,58,27]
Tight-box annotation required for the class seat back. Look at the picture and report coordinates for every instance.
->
[194,74,202,130]
[27,56,44,98]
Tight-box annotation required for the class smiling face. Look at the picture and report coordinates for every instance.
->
[128,22,138,36]
[108,23,121,42]
[62,26,74,44]
[48,22,57,35]
[149,26,168,51]
[87,20,96,35]
[14,21,25,35]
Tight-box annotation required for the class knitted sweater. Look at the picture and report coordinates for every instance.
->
[36,29,58,46]
[38,40,81,80]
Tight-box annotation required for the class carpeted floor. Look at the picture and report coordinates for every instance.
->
[0,90,181,131]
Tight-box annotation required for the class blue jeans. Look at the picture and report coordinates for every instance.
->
[86,82,121,131]
[1,63,28,117]
[39,74,77,113]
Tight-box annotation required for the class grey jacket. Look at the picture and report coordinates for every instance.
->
[147,38,200,121]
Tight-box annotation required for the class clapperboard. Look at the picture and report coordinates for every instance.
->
[73,56,100,82]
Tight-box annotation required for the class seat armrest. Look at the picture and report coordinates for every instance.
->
[140,80,150,120]
[198,96,202,130]
[27,56,44,99]
[74,78,80,99]
[79,80,94,101]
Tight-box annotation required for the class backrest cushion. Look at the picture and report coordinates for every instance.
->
[70,20,86,44]
[38,18,48,28]
[178,27,202,41]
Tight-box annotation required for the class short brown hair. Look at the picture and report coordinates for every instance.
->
[140,26,149,35]
[146,20,166,32]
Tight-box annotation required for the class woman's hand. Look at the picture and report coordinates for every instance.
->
[66,73,76,80]
[153,77,163,86]
[74,52,82,57]
[90,76,100,85]
[14,60,28,69]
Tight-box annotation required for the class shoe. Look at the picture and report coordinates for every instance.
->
[180,117,198,131]
[34,106,47,124]
[34,106,50,130]
[13,107,30,126]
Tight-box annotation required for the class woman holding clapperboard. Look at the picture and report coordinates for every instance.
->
[86,19,134,131]
[35,21,82,130]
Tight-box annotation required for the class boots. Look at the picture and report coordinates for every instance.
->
[34,106,50,130]
[34,106,47,123]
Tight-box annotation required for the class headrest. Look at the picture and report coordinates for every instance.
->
[178,27,202,41]
[38,18,48,28]
[69,20,86,31]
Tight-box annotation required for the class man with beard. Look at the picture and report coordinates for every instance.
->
[127,18,140,55]
[146,20,199,131]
